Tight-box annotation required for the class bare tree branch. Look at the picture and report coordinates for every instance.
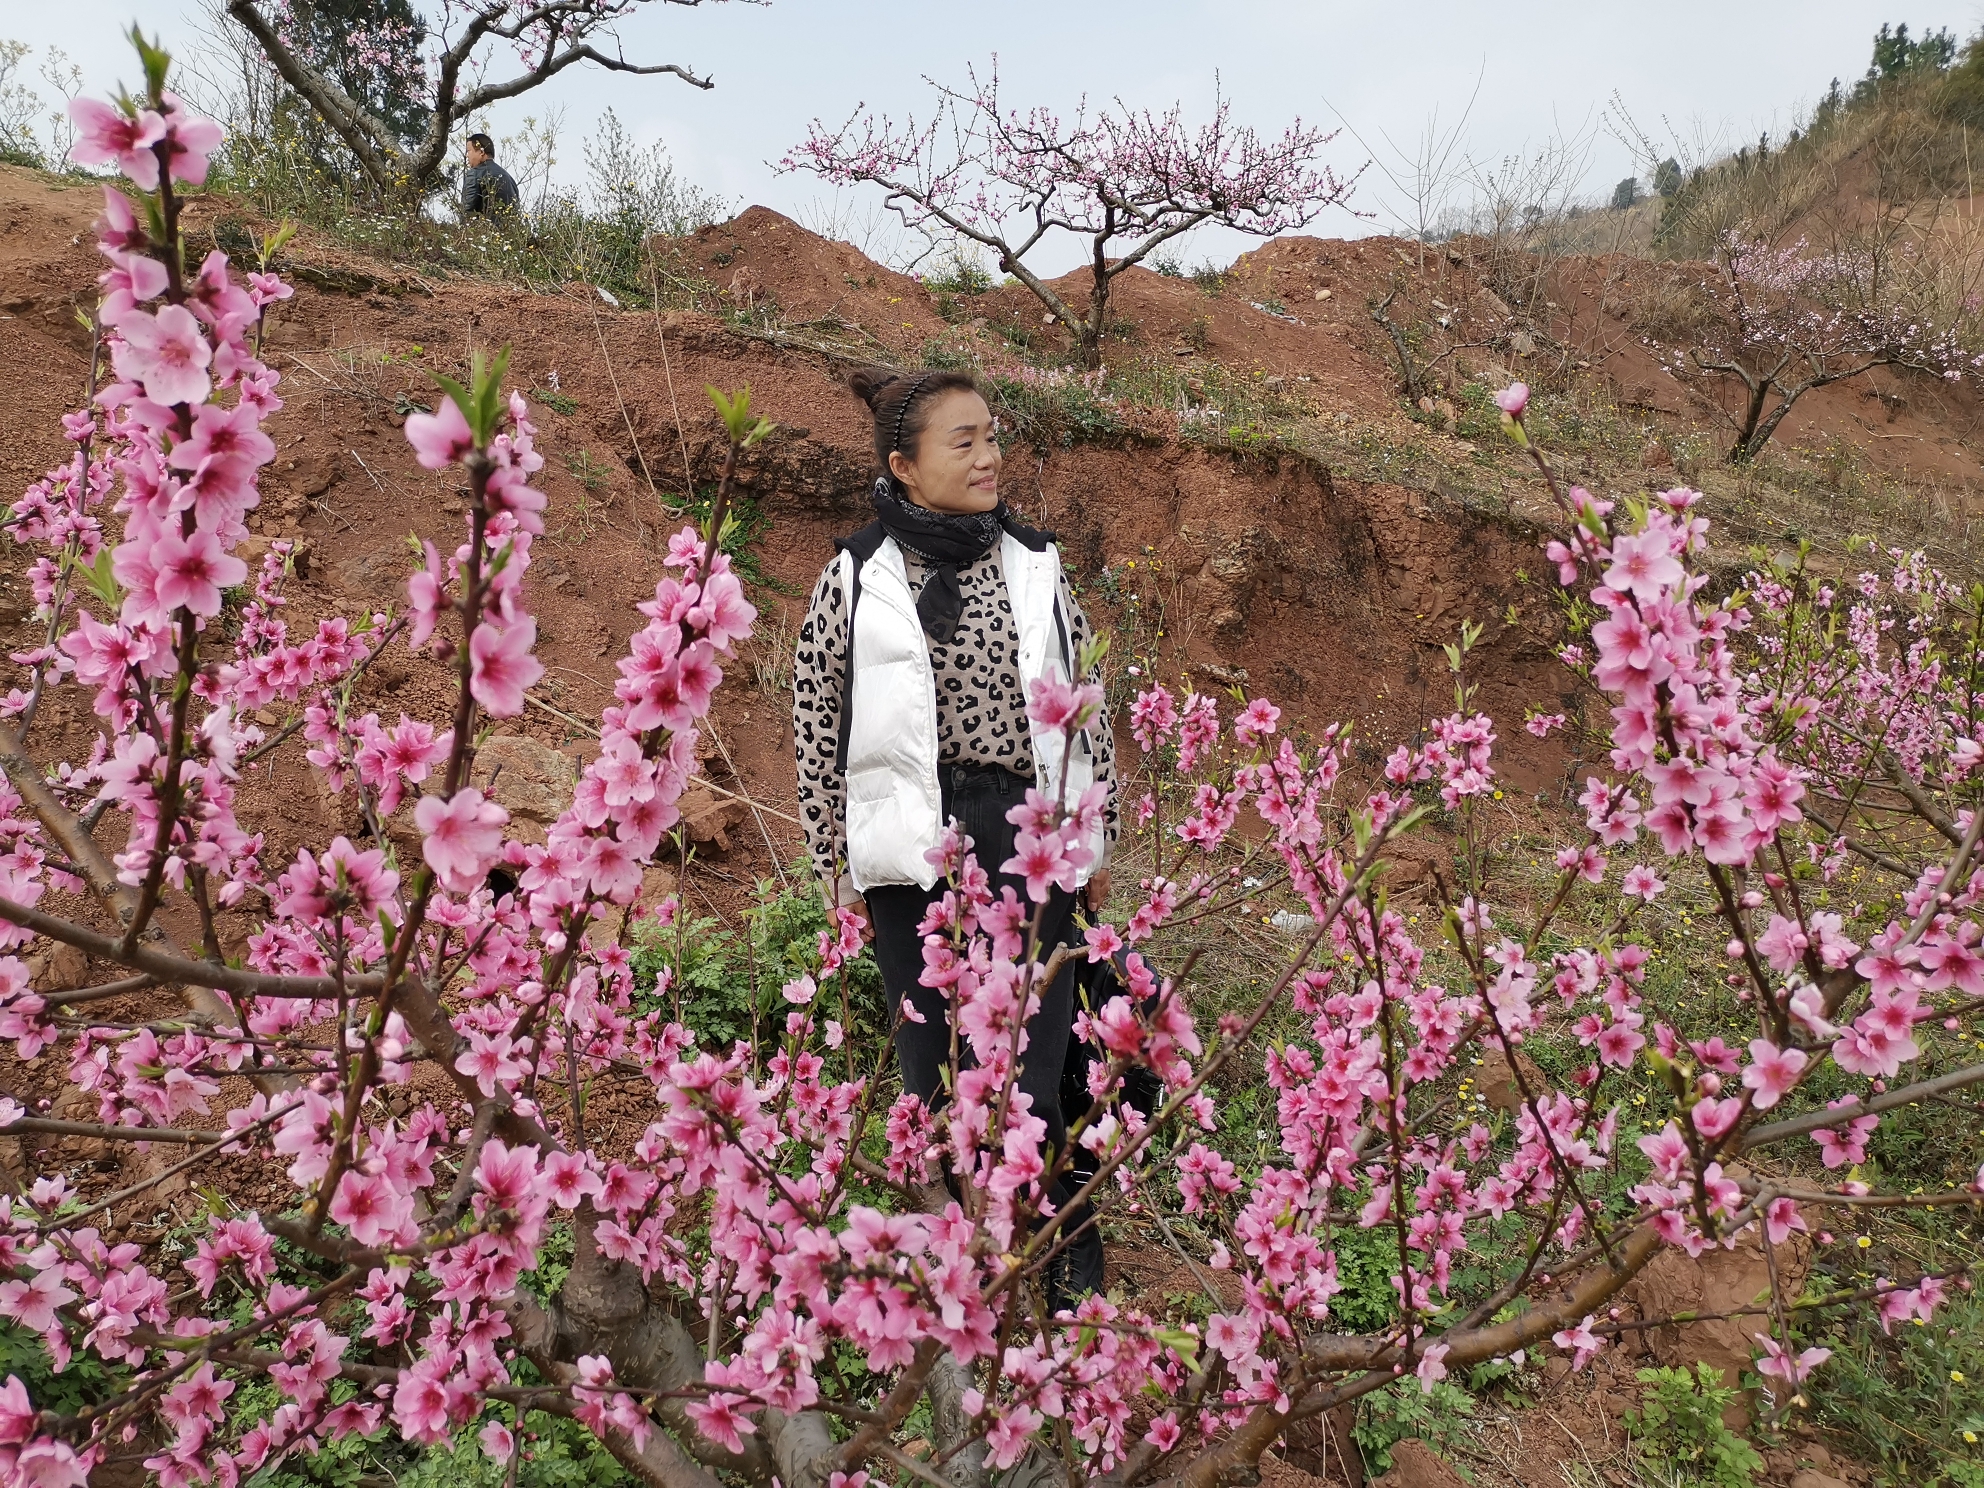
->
[0,892,385,1001]
[224,0,722,198]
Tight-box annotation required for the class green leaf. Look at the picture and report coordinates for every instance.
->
[67,548,122,608]
[707,384,776,448]
[429,369,475,431]
[430,348,514,451]
[1153,1327,1200,1366]
[127,26,171,106]
[474,347,512,444]
[258,220,298,268]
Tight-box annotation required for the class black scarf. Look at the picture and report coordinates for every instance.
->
[871,478,1008,644]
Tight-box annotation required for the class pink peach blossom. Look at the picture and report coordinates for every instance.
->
[111,304,212,407]
[404,397,475,469]
[1740,1039,1807,1109]
[153,528,247,616]
[413,787,509,895]
[469,618,543,718]
[69,98,165,186]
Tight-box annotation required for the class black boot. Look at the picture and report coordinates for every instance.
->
[1045,1216,1106,1316]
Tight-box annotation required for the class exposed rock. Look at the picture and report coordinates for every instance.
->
[340,543,414,601]
[283,449,341,498]
[1197,525,1275,638]
[1623,1216,1811,1425]
[27,940,88,992]
[1372,1439,1467,1488]
[1379,837,1450,899]
[588,863,680,948]
[1257,1448,1336,1488]
[638,863,678,906]
[1475,1044,1545,1113]
[233,534,310,578]
[1768,1441,1840,1480]
[476,734,578,844]
[1790,1473,1851,1488]
[49,1085,107,1164]
[679,785,750,853]
[1280,1400,1363,1485]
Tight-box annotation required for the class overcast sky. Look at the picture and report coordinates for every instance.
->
[6,1,1980,271]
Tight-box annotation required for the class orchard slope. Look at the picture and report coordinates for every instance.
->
[1,71,1984,1488]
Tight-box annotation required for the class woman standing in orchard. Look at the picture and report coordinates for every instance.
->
[792,367,1116,1297]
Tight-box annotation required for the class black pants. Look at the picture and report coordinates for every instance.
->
[865,762,1079,1160]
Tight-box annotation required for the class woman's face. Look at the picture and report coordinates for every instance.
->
[889,389,1001,514]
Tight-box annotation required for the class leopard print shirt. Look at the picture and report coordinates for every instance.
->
[791,545,1118,896]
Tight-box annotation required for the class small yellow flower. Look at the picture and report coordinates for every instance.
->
[1966,1430,1979,1444]
[1954,1370,1967,1383]
[1857,1236,1872,1249]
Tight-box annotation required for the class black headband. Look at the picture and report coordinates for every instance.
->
[889,374,931,453]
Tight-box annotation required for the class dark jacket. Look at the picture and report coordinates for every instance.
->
[460,160,520,217]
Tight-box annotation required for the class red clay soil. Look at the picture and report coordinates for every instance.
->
[680,204,952,352]
[1,169,1592,816]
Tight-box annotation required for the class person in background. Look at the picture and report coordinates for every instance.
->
[791,365,1117,1304]
[459,132,519,218]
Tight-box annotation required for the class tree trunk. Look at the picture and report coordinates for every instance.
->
[1370,291,1419,402]
[1735,384,1803,462]
[1727,378,1775,462]
[1078,272,1110,371]
[225,0,402,198]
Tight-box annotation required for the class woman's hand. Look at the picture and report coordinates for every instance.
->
[1083,867,1111,914]
[824,881,875,946]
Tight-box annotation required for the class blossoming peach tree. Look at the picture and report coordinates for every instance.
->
[0,51,1980,1488]
[784,66,1353,370]
[1646,229,1984,462]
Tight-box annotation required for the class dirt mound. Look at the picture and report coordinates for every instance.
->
[1623,1221,1813,1425]
[1540,251,1984,480]
[677,204,950,353]
[662,202,1984,498]
[30,164,1978,880]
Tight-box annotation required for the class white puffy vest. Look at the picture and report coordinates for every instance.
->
[840,531,1099,893]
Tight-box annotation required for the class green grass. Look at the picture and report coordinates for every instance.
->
[659,488,800,597]
[564,449,611,492]
[629,871,886,1052]
[1798,1214,1984,1485]
[1625,1365,1763,1488]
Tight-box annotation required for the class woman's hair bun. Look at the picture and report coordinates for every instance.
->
[847,366,901,412]
[848,365,979,473]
